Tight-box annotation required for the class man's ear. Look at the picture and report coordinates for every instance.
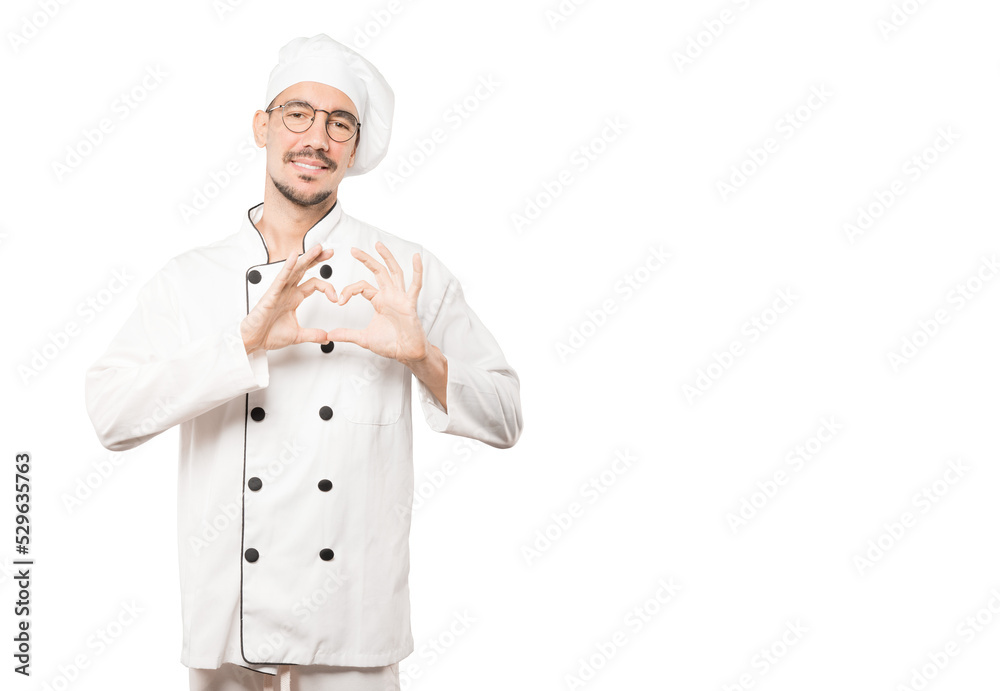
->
[252,110,268,147]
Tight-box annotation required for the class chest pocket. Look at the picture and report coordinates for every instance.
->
[334,344,407,425]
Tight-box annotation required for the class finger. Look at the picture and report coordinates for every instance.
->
[297,277,339,303]
[289,244,331,286]
[336,280,378,306]
[326,327,366,348]
[261,245,331,300]
[295,327,332,345]
[350,247,388,288]
[281,247,301,277]
[265,248,302,295]
[407,252,423,303]
[305,245,335,269]
[375,240,404,288]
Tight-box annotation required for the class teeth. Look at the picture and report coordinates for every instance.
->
[294,161,322,170]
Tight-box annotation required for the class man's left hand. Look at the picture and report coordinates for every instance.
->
[327,241,430,366]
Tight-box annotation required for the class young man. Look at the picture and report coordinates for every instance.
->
[84,34,523,691]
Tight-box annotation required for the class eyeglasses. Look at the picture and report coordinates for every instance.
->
[265,101,360,142]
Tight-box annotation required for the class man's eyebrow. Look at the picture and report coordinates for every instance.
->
[285,100,357,121]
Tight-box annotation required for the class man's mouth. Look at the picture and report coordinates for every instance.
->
[290,158,330,173]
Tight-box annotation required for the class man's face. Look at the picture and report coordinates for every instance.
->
[253,81,360,207]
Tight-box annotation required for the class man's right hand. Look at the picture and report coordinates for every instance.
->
[241,244,338,355]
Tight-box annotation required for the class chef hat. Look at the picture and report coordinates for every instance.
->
[265,34,394,176]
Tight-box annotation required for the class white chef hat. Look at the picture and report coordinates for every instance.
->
[265,34,394,176]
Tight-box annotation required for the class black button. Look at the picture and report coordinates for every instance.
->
[250,407,265,422]
[248,270,261,284]
[319,549,334,561]
[320,264,332,279]
[319,406,333,420]
[245,548,259,563]
[318,480,332,492]
[321,341,335,353]
[248,477,262,491]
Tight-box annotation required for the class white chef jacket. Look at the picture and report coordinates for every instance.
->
[84,201,522,671]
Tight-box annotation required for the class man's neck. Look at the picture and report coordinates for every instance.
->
[256,186,337,263]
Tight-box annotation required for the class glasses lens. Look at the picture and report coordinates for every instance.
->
[326,116,358,142]
[282,102,314,132]
[279,102,358,141]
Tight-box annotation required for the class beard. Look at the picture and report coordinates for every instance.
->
[271,175,334,207]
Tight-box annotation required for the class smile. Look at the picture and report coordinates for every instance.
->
[291,160,329,172]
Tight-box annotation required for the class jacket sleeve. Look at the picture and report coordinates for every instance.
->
[414,248,523,449]
[84,262,269,452]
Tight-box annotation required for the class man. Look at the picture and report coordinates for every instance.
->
[84,34,523,691]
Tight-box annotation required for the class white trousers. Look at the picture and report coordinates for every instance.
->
[189,662,400,691]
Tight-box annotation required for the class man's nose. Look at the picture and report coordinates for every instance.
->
[303,114,332,149]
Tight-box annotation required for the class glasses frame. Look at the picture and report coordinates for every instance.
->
[265,100,361,143]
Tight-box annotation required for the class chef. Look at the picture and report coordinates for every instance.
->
[84,34,523,691]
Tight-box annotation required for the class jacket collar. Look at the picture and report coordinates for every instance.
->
[240,200,344,265]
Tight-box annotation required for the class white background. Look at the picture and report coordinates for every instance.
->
[3,0,1000,689]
